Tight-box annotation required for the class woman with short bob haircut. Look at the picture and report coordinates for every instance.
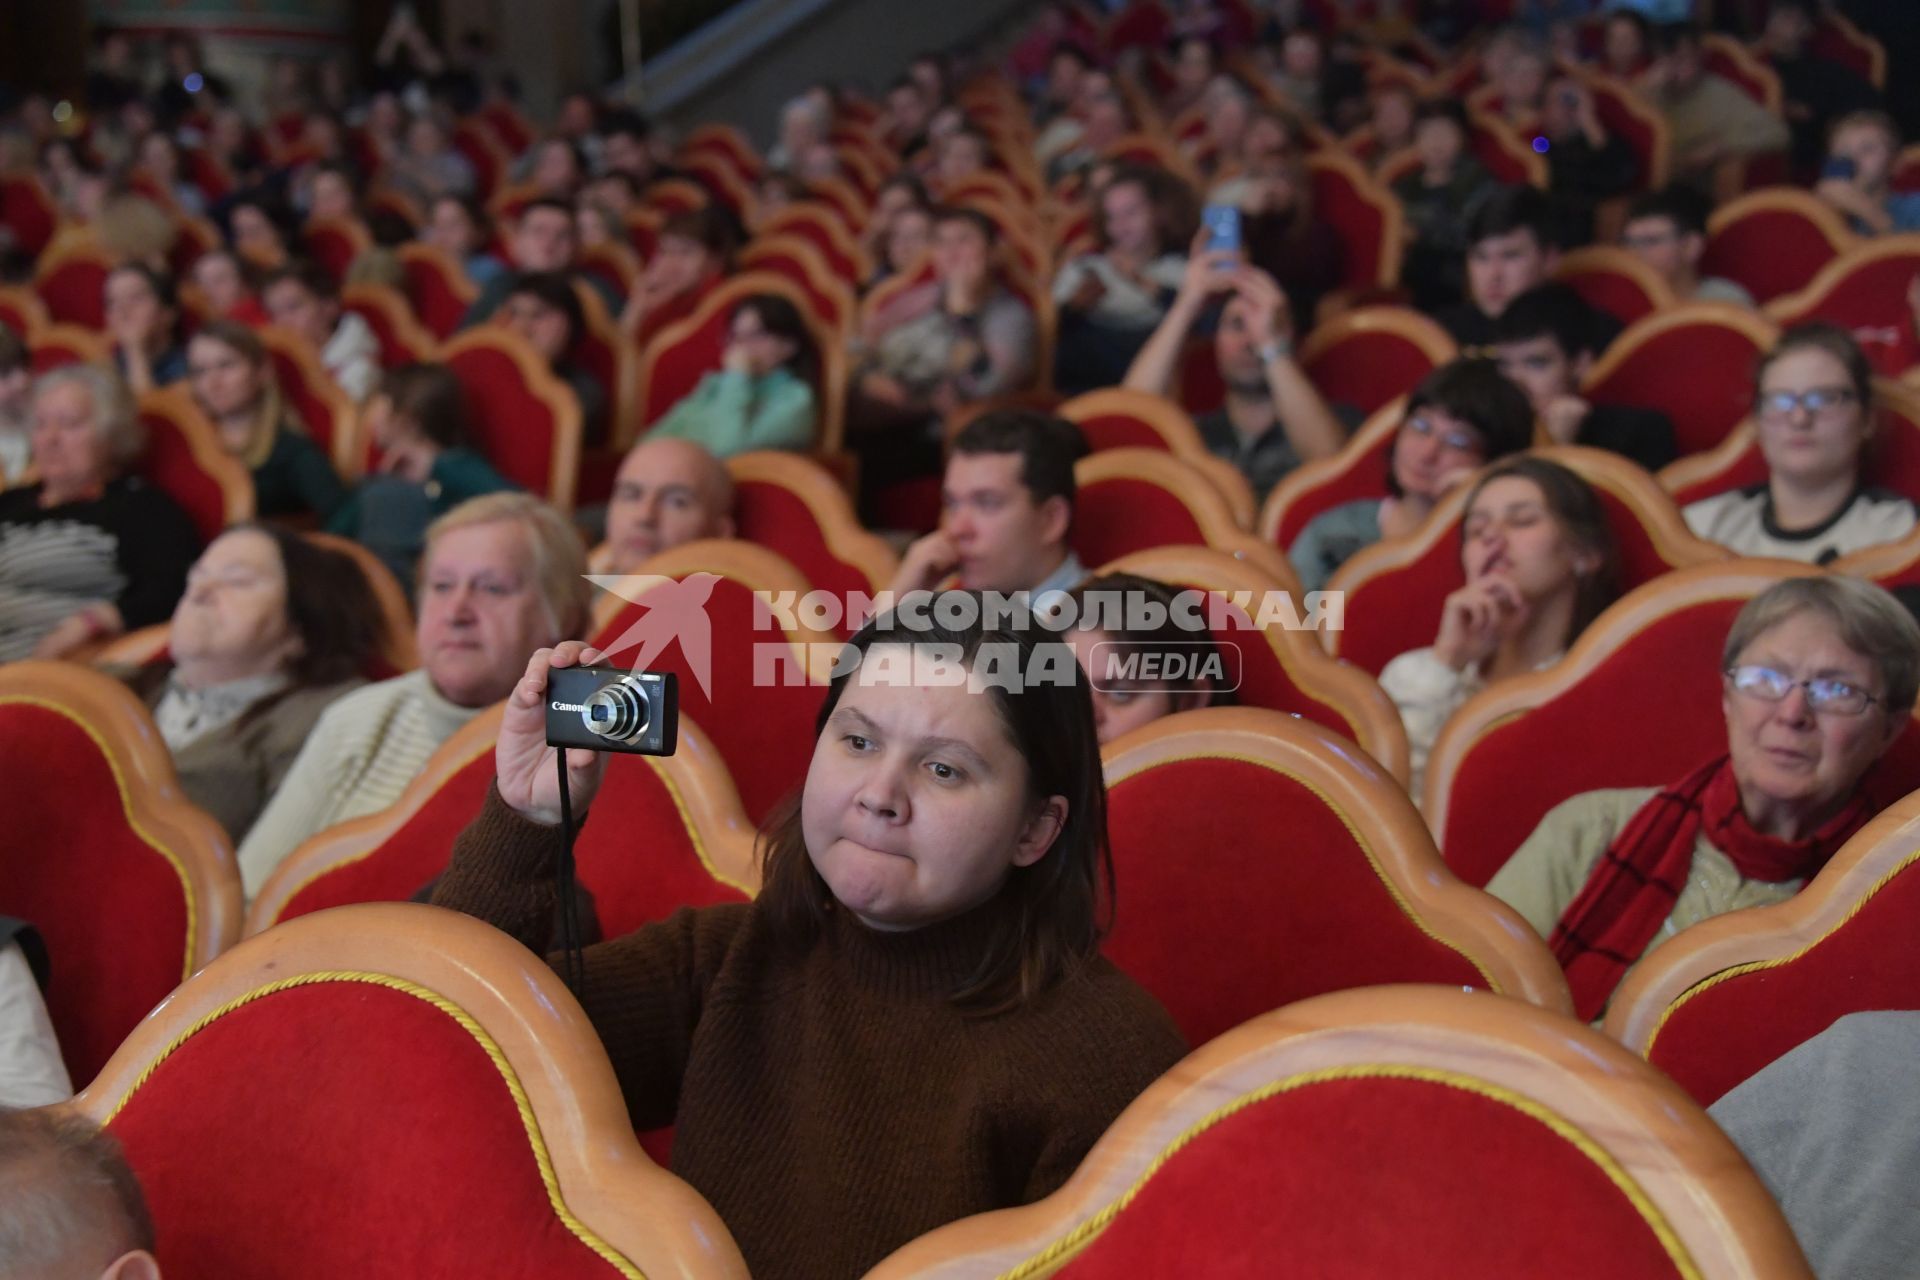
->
[1490,575,1920,1021]
[432,596,1185,1280]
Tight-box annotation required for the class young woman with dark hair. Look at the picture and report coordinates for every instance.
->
[431,596,1186,1280]
[647,293,820,456]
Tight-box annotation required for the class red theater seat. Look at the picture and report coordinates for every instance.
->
[1328,445,1730,678]
[0,284,50,339]
[588,540,834,825]
[1764,235,1920,377]
[0,663,240,1083]
[755,204,873,286]
[1099,710,1565,1047]
[1555,245,1678,327]
[33,233,114,330]
[260,325,359,479]
[1259,397,1405,557]
[726,451,899,609]
[342,282,437,370]
[1425,561,1920,889]
[301,216,372,285]
[1607,790,1920,1108]
[1073,449,1294,584]
[1298,307,1458,417]
[0,174,59,258]
[397,243,480,340]
[136,386,255,542]
[1095,546,1411,783]
[1056,389,1256,522]
[64,903,750,1278]
[28,323,110,373]
[738,234,857,337]
[1579,303,1780,458]
[1306,151,1404,292]
[865,986,1805,1280]
[1702,188,1855,306]
[440,327,583,509]
[248,707,754,937]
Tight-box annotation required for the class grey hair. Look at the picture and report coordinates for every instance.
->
[1723,576,1920,716]
[0,1107,154,1269]
[421,492,593,642]
[33,364,146,472]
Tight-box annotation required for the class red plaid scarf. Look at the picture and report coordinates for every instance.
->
[1550,756,1872,1022]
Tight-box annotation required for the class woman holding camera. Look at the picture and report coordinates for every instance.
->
[432,600,1186,1280]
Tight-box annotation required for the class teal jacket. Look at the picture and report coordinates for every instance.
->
[648,368,816,457]
[327,448,517,584]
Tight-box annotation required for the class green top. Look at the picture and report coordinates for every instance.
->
[327,448,517,583]
[648,368,816,457]
[254,425,348,522]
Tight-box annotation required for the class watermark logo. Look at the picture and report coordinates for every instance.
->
[587,572,721,698]
[1089,640,1241,694]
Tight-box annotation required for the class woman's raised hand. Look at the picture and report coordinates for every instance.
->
[497,641,611,826]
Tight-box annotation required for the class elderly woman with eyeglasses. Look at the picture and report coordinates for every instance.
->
[1488,575,1920,1022]
[1288,359,1535,593]
[1685,325,1917,563]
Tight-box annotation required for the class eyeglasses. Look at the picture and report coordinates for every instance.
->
[1756,386,1856,421]
[1724,664,1881,715]
[1403,415,1480,452]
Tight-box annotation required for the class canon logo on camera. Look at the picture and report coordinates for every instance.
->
[550,701,589,712]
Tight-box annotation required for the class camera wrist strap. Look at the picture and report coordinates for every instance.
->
[555,752,586,992]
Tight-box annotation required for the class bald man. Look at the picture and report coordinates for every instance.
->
[603,436,738,574]
[0,1107,160,1280]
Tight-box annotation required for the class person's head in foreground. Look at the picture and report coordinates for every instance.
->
[1053,573,1229,744]
[168,524,381,695]
[939,410,1088,594]
[603,436,736,575]
[0,1106,160,1280]
[417,493,590,708]
[763,595,1109,1008]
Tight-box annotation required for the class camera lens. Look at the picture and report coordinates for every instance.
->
[581,678,650,742]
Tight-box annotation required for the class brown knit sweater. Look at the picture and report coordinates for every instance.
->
[432,786,1188,1280]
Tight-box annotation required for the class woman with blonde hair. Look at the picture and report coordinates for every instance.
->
[185,319,345,521]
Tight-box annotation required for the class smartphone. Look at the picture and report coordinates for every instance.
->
[1202,204,1241,255]
[1822,155,1858,182]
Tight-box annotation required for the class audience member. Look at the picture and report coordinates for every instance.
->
[429,601,1184,1280]
[1053,571,1228,743]
[1685,325,1917,561]
[1491,283,1678,471]
[1289,358,1535,591]
[889,409,1089,599]
[329,363,515,582]
[1381,457,1620,797]
[260,260,381,403]
[386,113,478,205]
[1814,110,1920,236]
[188,248,271,326]
[1540,74,1639,244]
[0,365,200,662]
[186,319,347,521]
[1619,185,1756,307]
[0,326,30,485]
[121,525,381,842]
[1394,100,1499,311]
[495,270,607,446]
[1757,0,1881,178]
[0,1107,160,1279]
[1489,576,1920,1020]
[621,204,737,346]
[226,191,298,271]
[1365,82,1419,162]
[1644,23,1789,190]
[1124,247,1346,503]
[1435,185,1620,351]
[649,292,818,456]
[462,197,618,324]
[103,264,188,394]
[1053,166,1196,393]
[601,436,737,576]
[1599,9,1652,81]
[1213,111,1346,329]
[0,920,66,1107]
[237,492,591,896]
[424,193,509,288]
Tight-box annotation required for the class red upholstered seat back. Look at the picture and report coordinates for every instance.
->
[137,405,234,543]
[1050,1076,1685,1279]
[344,290,432,368]
[1701,207,1843,305]
[591,575,825,824]
[107,978,641,1275]
[1175,336,1226,416]
[452,124,506,199]
[1053,410,1174,453]
[0,706,195,1082]
[275,745,747,936]
[1105,0,1173,54]
[1307,160,1394,290]
[1104,757,1489,1046]
[768,214,861,285]
[1336,482,1700,678]
[0,290,44,338]
[1586,78,1662,192]
[1166,589,1367,746]
[1271,431,1397,551]
[1645,858,1920,1106]
[1072,476,1211,567]
[1771,243,1920,377]
[266,345,343,462]
[401,251,475,340]
[640,305,730,427]
[303,222,366,285]
[36,256,109,329]
[1435,596,1920,887]
[0,175,58,257]
[733,479,873,616]
[737,244,850,334]
[1301,328,1444,418]
[1560,264,1665,326]
[1584,316,1772,458]
[443,342,563,498]
[1666,442,1769,507]
[30,332,104,373]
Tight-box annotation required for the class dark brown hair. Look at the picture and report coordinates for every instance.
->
[0,1105,154,1259]
[754,595,1111,1015]
[220,524,384,704]
[380,362,472,450]
[1755,322,1875,421]
[1095,164,1199,256]
[1460,456,1621,644]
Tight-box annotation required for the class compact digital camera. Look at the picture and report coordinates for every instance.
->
[545,666,679,756]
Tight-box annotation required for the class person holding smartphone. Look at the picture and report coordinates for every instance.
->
[1814,110,1920,236]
